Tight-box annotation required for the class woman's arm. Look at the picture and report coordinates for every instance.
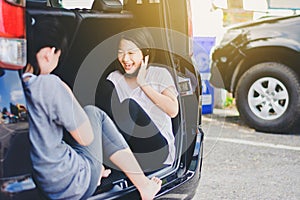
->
[137,56,179,117]
[140,84,179,118]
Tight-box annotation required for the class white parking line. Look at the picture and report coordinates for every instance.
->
[205,136,300,151]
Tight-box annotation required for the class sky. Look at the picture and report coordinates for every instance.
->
[0,70,26,112]
[190,0,300,37]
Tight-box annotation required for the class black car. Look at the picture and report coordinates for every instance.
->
[210,14,300,133]
[0,0,204,199]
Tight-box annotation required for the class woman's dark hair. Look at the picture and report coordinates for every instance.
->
[26,16,68,75]
[117,26,156,75]
[121,27,155,61]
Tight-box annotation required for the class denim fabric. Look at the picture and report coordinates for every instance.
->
[80,105,129,199]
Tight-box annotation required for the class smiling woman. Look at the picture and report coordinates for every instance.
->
[99,27,179,172]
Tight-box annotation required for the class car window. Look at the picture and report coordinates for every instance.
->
[60,0,94,9]
[0,69,28,125]
[48,0,126,9]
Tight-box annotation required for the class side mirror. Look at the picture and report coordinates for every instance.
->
[92,0,123,12]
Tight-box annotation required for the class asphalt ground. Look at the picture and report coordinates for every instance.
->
[193,107,300,200]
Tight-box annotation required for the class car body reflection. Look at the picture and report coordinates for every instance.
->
[0,69,27,125]
[0,69,30,181]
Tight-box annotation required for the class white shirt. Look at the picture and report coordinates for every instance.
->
[107,66,178,164]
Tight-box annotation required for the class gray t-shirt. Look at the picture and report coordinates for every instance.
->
[23,74,91,200]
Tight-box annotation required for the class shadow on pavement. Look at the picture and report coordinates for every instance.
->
[203,107,247,127]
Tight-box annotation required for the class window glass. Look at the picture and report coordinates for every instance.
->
[0,69,28,125]
[60,0,94,9]
[59,0,126,9]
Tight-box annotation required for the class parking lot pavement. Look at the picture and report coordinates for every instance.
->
[193,107,300,200]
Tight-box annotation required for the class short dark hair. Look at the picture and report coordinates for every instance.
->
[116,26,156,74]
[120,27,155,62]
[26,16,68,75]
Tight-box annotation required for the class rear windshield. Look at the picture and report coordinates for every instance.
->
[47,0,127,9]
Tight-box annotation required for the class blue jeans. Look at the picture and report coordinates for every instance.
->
[67,105,129,200]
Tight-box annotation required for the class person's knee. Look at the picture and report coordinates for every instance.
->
[84,105,106,121]
[83,105,98,113]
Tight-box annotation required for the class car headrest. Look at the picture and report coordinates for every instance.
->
[92,0,123,13]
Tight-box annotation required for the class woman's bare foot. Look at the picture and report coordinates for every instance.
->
[139,177,162,200]
[97,165,111,185]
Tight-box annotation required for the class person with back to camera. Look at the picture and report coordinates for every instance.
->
[103,27,179,172]
[22,17,161,200]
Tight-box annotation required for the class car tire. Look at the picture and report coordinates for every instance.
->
[235,62,300,133]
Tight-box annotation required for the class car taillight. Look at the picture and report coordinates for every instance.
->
[186,0,193,57]
[0,0,26,69]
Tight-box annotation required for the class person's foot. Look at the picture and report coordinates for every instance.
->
[102,167,111,178]
[139,177,162,200]
[97,165,111,185]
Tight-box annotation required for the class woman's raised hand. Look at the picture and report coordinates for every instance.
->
[137,55,149,87]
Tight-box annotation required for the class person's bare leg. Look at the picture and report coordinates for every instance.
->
[109,148,162,200]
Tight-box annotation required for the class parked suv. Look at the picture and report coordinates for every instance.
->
[210,15,300,133]
[0,0,204,199]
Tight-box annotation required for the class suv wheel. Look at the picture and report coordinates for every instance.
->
[235,62,300,133]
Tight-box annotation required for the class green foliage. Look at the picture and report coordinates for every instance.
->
[224,96,234,108]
